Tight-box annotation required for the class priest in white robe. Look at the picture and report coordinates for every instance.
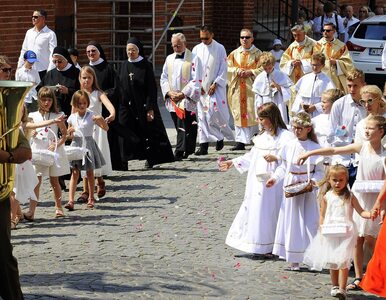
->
[192,26,234,155]
[292,52,335,118]
[252,52,293,125]
[160,33,202,160]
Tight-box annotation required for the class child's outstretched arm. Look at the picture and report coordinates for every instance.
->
[25,114,67,129]
[297,143,362,165]
[100,93,116,124]
[219,160,233,171]
[93,115,109,131]
[352,193,373,219]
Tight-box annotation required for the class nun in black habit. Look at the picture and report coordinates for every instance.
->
[118,37,174,168]
[86,41,126,171]
[37,46,80,117]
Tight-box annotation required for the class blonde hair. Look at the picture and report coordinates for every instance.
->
[38,87,59,114]
[311,52,326,65]
[80,66,102,92]
[360,85,385,109]
[318,164,351,203]
[71,90,90,109]
[366,115,386,138]
[322,89,344,103]
[259,52,276,67]
[346,69,365,82]
[292,112,318,143]
[0,55,11,68]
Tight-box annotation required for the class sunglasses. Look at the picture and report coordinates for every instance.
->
[52,60,63,64]
[32,16,40,19]
[359,99,375,106]
[322,29,333,32]
[0,68,12,73]
[240,36,251,39]
[86,49,97,54]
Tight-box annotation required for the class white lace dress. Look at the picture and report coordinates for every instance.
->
[88,90,112,176]
[303,191,358,271]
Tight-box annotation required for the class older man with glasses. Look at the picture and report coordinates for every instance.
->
[17,9,57,80]
[0,55,12,80]
[227,29,262,151]
[314,22,354,94]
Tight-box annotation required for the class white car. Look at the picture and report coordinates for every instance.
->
[347,15,386,85]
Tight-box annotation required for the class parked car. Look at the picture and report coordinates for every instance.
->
[347,15,386,88]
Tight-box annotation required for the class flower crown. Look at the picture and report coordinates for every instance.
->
[291,116,312,127]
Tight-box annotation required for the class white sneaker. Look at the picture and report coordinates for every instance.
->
[335,288,347,300]
[330,286,339,297]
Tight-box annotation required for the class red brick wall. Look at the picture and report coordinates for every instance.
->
[0,0,56,70]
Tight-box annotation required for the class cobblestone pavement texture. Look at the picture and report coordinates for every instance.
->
[12,107,385,300]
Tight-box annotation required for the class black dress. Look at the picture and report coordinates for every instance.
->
[37,66,80,117]
[118,58,174,167]
[90,61,126,171]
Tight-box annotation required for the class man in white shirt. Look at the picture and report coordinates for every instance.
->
[329,69,367,186]
[312,1,345,41]
[192,25,233,155]
[343,6,360,42]
[160,33,202,160]
[17,10,57,80]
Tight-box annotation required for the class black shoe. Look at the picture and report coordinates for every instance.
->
[194,143,209,156]
[230,142,245,151]
[215,140,224,151]
[182,152,191,159]
[174,151,183,161]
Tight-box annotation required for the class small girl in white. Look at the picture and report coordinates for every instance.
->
[65,90,108,210]
[303,164,373,300]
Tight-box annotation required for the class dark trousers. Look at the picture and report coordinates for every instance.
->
[38,70,46,81]
[0,197,24,300]
[170,110,197,155]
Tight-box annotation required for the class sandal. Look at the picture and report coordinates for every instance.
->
[55,207,65,218]
[64,201,75,211]
[77,192,89,203]
[87,198,95,209]
[23,212,34,222]
[347,277,362,291]
[97,181,106,198]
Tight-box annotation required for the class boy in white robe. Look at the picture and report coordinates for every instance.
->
[252,52,293,125]
[292,52,335,118]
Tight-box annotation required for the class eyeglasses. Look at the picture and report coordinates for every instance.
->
[0,68,12,73]
[240,36,251,39]
[322,29,333,32]
[359,99,375,106]
[32,16,40,19]
[86,49,96,54]
[52,60,63,64]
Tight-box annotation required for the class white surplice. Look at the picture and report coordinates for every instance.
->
[292,72,335,118]
[160,50,202,113]
[271,139,323,263]
[192,40,234,142]
[252,69,293,125]
[225,129,295,254]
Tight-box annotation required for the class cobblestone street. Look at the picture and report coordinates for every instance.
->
[12,108,384,300]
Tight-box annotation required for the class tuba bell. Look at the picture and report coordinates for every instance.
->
[0,80,33,201]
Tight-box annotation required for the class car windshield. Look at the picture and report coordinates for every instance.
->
[353,23,386,40]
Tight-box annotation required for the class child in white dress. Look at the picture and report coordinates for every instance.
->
[266,112,324,270]
[298,115,386,291]
[78,65,115,200]
[303,164,373,300]
[312,89,344,148]
[27,87,70,219]
[220,103,294,255]
[65,90,108,210]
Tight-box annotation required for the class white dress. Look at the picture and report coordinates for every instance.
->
[272,139,324,263]
[352,142,385,237]
[29,111,70,177]
[303,191,358,271]
[13,128,38,204]
[226,129,295,254]
[88,90,112,176]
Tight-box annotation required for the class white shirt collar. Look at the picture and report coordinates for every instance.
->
[128,55,143,62]
[89,57,104,66]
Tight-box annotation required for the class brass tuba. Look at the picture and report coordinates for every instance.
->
[0,80,33,201]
